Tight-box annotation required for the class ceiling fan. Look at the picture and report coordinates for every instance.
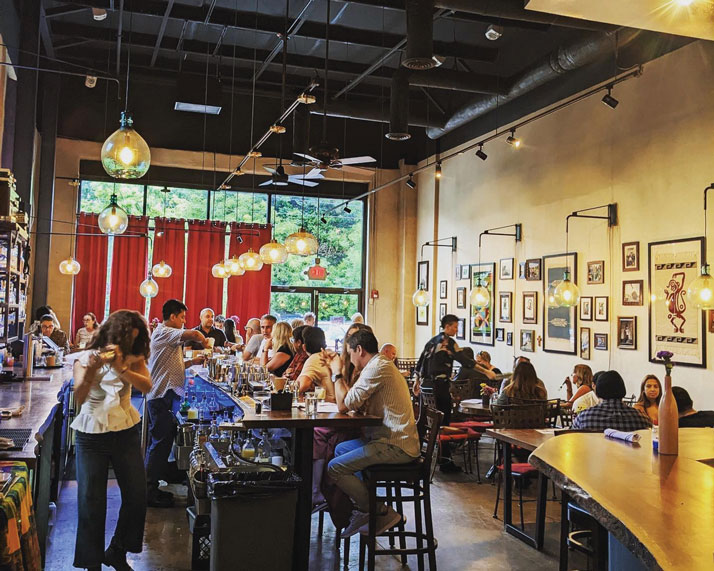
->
[260,164,323,187]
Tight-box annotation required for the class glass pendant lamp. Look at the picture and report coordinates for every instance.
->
[226,256,245,276]
[139,274,159,298]
[151,260,172,278]
[260,240,288,264]
[470,283,490,309]
[412,286,430,308]
[212,261,229,279]
[554,269,580,307]
[687,185,714,309]
[59,257,81,275]
[98,193,129,234]
[101,111,151,179]
[239,249,263,271]
[285,227,318,256]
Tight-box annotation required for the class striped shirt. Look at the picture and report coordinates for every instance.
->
[344,354,420,458]
[148,323,186,400]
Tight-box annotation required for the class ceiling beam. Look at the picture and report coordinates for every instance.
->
[39,5,56,59]
[150,0,174,66]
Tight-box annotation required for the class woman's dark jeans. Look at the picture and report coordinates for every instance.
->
[73,424,146,568]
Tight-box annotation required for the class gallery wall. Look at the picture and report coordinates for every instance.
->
[414,40,714,408]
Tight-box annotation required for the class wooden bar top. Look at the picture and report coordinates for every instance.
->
[530,428,714,570]
[485,428,556,451]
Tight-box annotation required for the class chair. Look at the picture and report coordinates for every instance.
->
[356,406,443,570]
[395,358,419,379]
[622,394,637,407]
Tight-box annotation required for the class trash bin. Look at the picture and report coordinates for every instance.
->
[208,467,301,571]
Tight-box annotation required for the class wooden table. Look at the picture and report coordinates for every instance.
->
[485,428,555,549]
[530,428,714,570]
[223,400,382,571]
[458,399,492,416]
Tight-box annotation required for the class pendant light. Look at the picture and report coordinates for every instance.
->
[412,286,430,308]
[151,187,173,278]
[239,248,263,271]
[470,240,490,310]
[687,184,714,309]
[546,285,559,308]
[226,255,245,276]
[59,257,81,275]
[212,261,230,279]
[101,14,150,179]
[554,223,580,307]
[260,240,288,264]
[139,274,159,298]
[98,191,129,234]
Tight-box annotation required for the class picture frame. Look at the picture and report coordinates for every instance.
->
[525,259,542,281]
[456,318,466,340]
[496,328,505,342]
[522,291,537,324]
[587,260,605,285]
[594,333,608,351]
[499,258,514,280]
[439,280,447,299]
[461,264,470,280]
[580,296,593,321]
[622,241,640,272]
[416,305,428,326]
[580,327,591,360]
[439,303,447,320]
[456,287,466,309]
[518,262,526,279]
[594,296,609,322]
[649,237,706,367]
[520,329,535,352]
[622,279,644,306]
[710,310,714,334]
[470,262,495,346]
[617,316,637,350]
[543,253,578,355]
[417,260,429,290]
[506,332,513,346]
[499,292,512,323]
[455,264,461,280]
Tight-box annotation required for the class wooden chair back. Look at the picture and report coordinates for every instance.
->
[490,403,547,429]
[418,406,444,468]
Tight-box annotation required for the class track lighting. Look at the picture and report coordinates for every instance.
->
[270,124,286,134]
[92,8,107,20]
[435,162,442,179]
[406,175,416,189]
[601,87,619,109]
[237,235,244,244]
[506,130,521,148]
[475,144,487,161]
[321,216,327,224]
[344,204,352,214]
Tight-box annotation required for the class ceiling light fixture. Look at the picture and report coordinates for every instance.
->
[139,274,159,298]
[435,162,442,179]
[343,204,352,214]
[270,124,286,134]
[475,144,488,161]
[211,261,230,279]
[59,256,81,275]
[406,175,416,189]
[601,86,619,109]
[152,260,172,278]
[97,192,129,234]
[226,256,245,276]
[413,237,457,307]
[239,248,264,271]
[506,129,521,148]
[260,240,288,265]
[285,227,319,256]
[687,184,714,309]
[320,216,327,224]
[92,8,107,20]
[485,24,503,41]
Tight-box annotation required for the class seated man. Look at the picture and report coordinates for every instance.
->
[327,329,420,538]
[40,314,70,354]
[242,318,263,361]
[572,370,652,431]
[185,308,226,350]
[379,343,397,362]
[672,387,714,427]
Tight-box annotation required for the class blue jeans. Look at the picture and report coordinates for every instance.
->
[74,425,146,568]
[327,438,415,513]
[145,390,180,487]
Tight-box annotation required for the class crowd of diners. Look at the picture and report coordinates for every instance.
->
[53,301,714,570]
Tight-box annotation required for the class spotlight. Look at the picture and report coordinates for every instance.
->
[85,75,97,88]
[237,235,244,244]
[475,144,487,161]
[92,8,107,20]
[321,216,327,224]
[344,204,352,214]
[485,24,503,41]
[435,162,442,179]
[406,175,416,189]
[506,129,521,148]
[601,87,619,109]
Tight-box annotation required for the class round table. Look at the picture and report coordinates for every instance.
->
[458,398,492,416]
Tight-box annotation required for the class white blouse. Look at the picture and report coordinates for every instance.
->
[70,350,141,434]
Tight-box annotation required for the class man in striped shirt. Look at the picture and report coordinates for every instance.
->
[327,329,420,538]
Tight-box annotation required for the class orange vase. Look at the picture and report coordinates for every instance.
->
[658,374,679,455]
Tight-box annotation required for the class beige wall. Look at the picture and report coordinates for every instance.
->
[415,40,714,409]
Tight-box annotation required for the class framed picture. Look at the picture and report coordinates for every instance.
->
[499,292,512,323]
[587,260,605,285]
[622,241,640,272]
[594,333,608,351]
[580,327,591,360]
[580,296,593,321]
[710,310,714,334]
[440,280,447,299]
[470,262,495,346]
[622,280,644,306]
[499,258,514,280]
[649,237,706,367]
[520,329,535,352]
[439,303,447,320]
[456,287,466,309]
[518,262,526,279]
[417,261,429,290]
[523,291,537,324]
[543,253,578,355]
[594,296,609,322]
[506,332,513,346]
[416,305,428,326]
[455,264,461,280]
[461,264,470,280]
[617,316,637,350]
[456,318,466,340]
[496,328,505,342]
[526,259,542,281]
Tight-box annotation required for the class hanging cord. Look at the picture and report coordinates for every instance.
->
[321,0,330,141]
[124,10,132,112]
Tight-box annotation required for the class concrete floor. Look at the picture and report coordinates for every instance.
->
[45,439,583,570]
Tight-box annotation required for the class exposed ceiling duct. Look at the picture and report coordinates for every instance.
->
[426,28,639,138]
[386,69,411,141]
[402,0,440,70]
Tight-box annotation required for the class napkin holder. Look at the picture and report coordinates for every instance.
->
[270,391,292,411]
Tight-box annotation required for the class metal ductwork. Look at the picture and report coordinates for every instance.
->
[426,29,639,138]
[409,68,507,95]
[386,70,411,141]
[403,0,439,70]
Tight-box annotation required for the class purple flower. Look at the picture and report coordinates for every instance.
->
[656,350,674,362]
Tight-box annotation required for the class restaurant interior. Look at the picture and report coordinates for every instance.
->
[0,0,713,569]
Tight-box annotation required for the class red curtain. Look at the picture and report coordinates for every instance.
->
[109,216,149,314]
[184,220,227,327]
[226,223,272,329]
[72,213,109,335]
[149,218,187,322]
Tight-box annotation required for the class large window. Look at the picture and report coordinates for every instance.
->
[210,190,268,224]
[146,185,209,219]
[79,181,144,215]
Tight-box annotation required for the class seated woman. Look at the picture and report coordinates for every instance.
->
[495,361,547,405]
[259,321,294,377]
[562,364,598,411]
[74,312,100,350]
[634,374,661,425]
[223,317,244,348]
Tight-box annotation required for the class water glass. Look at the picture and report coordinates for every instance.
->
[305,393,318,416]
[314,386,326,402]
[254,390,271,416]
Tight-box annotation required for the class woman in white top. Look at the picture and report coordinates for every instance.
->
[74,312,99,349]
[71,310,152,571]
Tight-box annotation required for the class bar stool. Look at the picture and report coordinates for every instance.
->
[355,407,443,571]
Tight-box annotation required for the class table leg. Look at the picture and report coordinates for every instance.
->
[293,427,314,571]
[534,472,547,550]
[502,441,545,550]
[559,490,570,571]
[502,441,513,527]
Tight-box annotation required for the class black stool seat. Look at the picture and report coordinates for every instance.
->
[363,459,423,480]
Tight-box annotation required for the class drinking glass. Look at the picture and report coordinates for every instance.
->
[314,386,326,402]
[253,390,271,416]
[305,393,318,416]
